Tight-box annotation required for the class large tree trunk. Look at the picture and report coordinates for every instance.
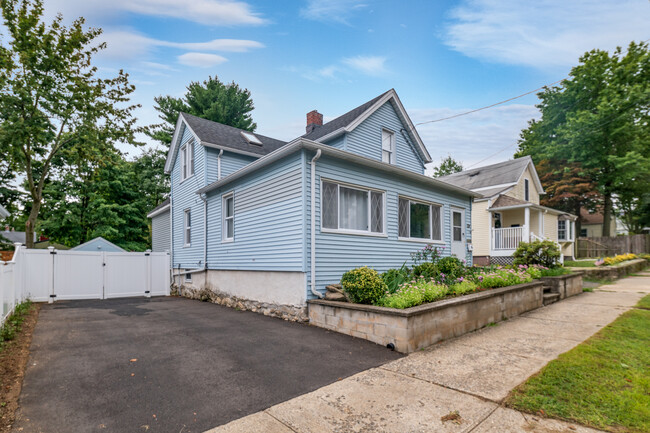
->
[602,193,613,237]
[574,202,582,238]
[24,201,41,248]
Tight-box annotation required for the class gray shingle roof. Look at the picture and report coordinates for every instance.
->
[438,156,532,191]
[301,90,391,141]
[147,197,170,217]
[182,112,287,156]
[489,195,528,209]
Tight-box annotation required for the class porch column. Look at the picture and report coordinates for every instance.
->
[538,210,543,237]
[524,207,530,242]
[487,200,493,255]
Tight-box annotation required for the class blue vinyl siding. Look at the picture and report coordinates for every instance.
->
[322,134,345,150]
[205,152,304,271]
[171,127,206,268]
[205,147,256,182]
[305,153,471,298]
[345,101,425,174]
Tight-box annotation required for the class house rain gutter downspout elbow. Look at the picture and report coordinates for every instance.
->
[310,149,323,299]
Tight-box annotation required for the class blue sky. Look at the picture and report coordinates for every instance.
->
[41,0,649,169]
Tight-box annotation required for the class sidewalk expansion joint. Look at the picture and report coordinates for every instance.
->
[264,410,300,433]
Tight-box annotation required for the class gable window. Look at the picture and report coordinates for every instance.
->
[180,139,195,181]
[524,178,530,201]
[223,193,234,242]
[322,181,384,235]
[381,129,395,164]
[558,220,573,241]
[398,197,442,242]
[183,209,191,247]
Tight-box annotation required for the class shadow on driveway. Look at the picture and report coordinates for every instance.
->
[14,297,401,433]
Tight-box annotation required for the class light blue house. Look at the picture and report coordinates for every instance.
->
[156,89,477,320]
[71,236,126,253]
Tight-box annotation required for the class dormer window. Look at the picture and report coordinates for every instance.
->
[381,129,395,164]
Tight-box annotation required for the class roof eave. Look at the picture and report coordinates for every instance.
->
[197,138,478,198]
[147,203,170,219]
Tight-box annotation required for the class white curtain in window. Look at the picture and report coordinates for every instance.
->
[432,206,442,240]
[339,186,368,231]
[322,182,338,229]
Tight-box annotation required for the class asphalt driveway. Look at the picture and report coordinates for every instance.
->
[13,297,401,433]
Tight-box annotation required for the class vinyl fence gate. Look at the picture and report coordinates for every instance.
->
[1,244,170,312]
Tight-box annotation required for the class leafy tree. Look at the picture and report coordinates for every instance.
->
[0,0,140,247]
[516,41,650,236]
[534,159,601,236]
[148,76,257,145]
[432,155,463,177]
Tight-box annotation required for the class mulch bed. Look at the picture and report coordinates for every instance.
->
[0,304,40,433]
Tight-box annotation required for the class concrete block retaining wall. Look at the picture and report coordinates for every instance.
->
[540,273,583,299]
[569,258,648,281]
[309,281,544,353]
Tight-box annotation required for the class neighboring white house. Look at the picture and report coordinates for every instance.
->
[439,157,577,264]
[71,237,126,253]
[147,198,170,253]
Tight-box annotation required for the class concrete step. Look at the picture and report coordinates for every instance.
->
[543,292,560,306]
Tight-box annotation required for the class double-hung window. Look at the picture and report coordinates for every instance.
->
[558,220,573,241]
[398,197,442,241]
[180,139,195,181]
[381,129,395,164]
[223,193,234,241]
[184,209,191,247]
[322,181,384,235]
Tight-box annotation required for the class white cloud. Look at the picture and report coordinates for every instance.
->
[342,55,387,76]
[409,104,540,169]
[300,0,368,24]
[178,52,228,67]
[97,30,263,60]
[444,0,650,69]
[43,0,266,26]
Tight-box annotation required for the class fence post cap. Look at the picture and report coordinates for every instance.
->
[47,246,55,252]
[14,242,22,247]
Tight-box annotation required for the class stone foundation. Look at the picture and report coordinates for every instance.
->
[540,272,583,299]
[172,283,308,322]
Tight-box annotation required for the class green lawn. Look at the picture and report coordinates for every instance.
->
[564,260,596,267]
[506,295,650,433]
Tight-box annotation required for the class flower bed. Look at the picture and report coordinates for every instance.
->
[570,258,648,281]
[309,280,545,353]
[595,253,638,267]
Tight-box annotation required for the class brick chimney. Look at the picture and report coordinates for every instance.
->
[306,110,323,134]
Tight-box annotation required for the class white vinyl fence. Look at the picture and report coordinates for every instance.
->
[0,244,170,324]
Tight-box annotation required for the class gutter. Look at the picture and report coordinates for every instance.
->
[196,139,479,199]
[310,149,323,299]
[147,203,170,219]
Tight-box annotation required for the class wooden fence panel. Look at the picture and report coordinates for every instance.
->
[577,234,650,258]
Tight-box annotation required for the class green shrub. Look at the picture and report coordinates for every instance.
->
[438,256,465,281]
[411,262,438,280]
[381,265,410,294]
[540,267,572,277]
[475,268,531,289]
[513,240,561,268]
[449,280,478,296]
[410,244,442,265]
[341,267,388,305]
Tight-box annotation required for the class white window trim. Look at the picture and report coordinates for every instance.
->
[183,209,191,247]
[381,128,396,165]
[222,192,235,243]
[320,179,387,237]
[179,139,195,183]
[397,196,444,243]
[557,220,574,242]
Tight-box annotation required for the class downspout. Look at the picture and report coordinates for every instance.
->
[217,149,223,180]
[310,149,323,299]
[200,193,208,271]
[169,190,175,287]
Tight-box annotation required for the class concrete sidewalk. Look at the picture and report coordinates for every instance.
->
[206,274,649,433]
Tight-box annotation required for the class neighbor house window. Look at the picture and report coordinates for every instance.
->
[398,197,442,241]
[322,181,384,234]
[580,228,588,238]
[184,209,191,246]
[381,129,395,164]
[524,179,530,201]
[558,220,573,241]
[180,139,195,181]
[223,193,234,241]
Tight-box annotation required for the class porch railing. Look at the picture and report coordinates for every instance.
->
[492,227,525,250]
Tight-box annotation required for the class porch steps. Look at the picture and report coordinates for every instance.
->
[542,285,560,306]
